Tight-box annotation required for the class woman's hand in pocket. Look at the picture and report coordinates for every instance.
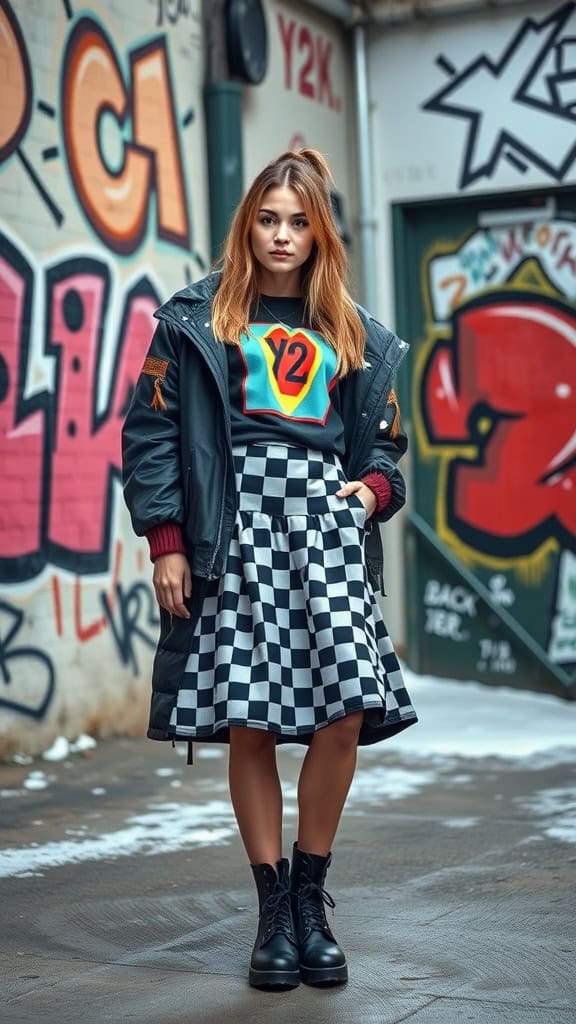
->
[153,553,192,618]
[336,480,377,518]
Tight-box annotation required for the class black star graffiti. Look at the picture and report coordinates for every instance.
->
[422,1,576,189]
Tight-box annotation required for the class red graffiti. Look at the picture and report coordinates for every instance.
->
[0,234,159,581]
[51,576,63,636]
[277,12,341,112]
[423,296,576,556]
[73,541,122,642]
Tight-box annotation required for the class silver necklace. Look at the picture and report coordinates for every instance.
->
[259,296,303,331]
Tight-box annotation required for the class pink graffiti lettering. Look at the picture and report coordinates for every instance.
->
[0,245,44,561]
[47,264,155,555]
[0,235,159,580]
[498,229,524,264]
[551,230,570,257]
[557,243,576,275]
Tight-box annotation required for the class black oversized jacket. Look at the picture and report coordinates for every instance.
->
[121,274,409,739]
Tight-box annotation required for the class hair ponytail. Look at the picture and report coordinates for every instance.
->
[291,148,334,189]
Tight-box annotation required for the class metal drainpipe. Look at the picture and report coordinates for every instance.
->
[353,20,377,313]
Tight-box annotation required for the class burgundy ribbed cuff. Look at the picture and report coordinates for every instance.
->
[146,523,186,562]
[361,472,392,516]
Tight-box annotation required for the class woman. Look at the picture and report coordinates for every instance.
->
[122,149,417,991]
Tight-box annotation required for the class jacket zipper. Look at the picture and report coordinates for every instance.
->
[351,319,407,474]
[207,448,228,579]
[349,360,390,479]
[158,308,234,579]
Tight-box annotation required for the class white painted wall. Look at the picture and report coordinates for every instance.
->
[243,0,359,284]
[370,0,576,318]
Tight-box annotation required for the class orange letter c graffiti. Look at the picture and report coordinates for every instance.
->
[61,18,190,255]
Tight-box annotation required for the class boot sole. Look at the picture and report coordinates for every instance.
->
[249,967,300,990]
[300,963,348,986]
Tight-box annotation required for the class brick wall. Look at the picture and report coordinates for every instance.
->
[0,0,209,755]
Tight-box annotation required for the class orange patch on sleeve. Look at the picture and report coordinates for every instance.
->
[142,356,169,379]
[142,357,169,410]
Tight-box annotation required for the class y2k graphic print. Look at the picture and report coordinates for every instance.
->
[239,324,338,423]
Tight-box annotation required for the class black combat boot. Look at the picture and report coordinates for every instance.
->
[290,844,348,986]
[249,858,300,989]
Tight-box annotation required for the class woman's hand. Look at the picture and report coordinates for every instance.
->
[153,553,192,618]
[336,480,377,518]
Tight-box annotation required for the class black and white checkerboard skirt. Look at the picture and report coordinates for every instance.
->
[169,444,417,746]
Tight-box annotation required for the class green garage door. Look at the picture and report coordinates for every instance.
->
[393,188,576,698]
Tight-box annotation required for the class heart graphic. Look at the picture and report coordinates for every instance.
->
[261,327,322,414]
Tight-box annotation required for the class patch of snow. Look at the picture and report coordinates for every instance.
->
[0,800,235,878]
[349,765,438,803]
[12,754,33,766]
[392,666,576,761]
[195,747,224,759]
[70,735,96,753]
[518,786,576,845]
[90,788,106,796]
[443,817,480,829]
[155,767,178,777]
[42,737,70,762]
[23,771,50,791]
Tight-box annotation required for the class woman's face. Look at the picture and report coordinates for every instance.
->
[250,184,315,293]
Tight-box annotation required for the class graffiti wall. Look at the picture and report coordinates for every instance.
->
[413,212,576,686]
[368,1,576,680]
[0,0,208,754]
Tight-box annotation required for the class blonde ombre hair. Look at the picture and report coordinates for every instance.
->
[211,149,366,376]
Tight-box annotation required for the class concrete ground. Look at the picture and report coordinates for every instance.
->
[1,734,575,1024]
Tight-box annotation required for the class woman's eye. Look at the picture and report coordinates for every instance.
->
[260,216,274,226]
[293,219,309,229]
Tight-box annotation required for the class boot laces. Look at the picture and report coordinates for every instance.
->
[261,886,294,940]
[298,880,336,933]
